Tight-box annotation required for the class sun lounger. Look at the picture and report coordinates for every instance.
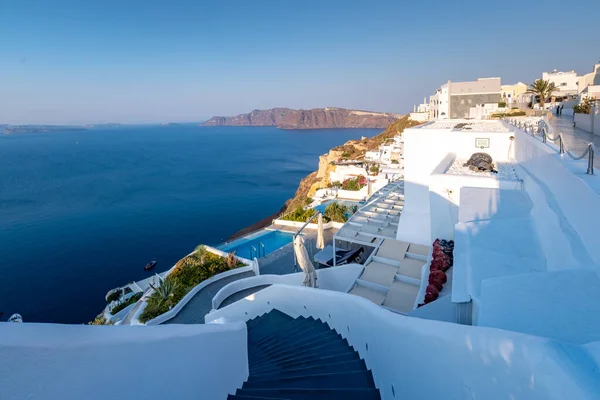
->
[349,285,386,305]
[383,281,419,313]
[376,239,409,260]
[398,258,426,280]
[360,261,398,287]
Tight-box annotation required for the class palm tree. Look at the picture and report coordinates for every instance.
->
[526,79,557,108]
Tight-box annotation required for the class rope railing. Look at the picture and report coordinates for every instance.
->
[506,117,595,175]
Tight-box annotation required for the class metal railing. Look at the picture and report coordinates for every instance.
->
[506,117,595,175]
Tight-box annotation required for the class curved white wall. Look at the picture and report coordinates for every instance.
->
[206,284,600,400]
[0,322,248,399]
[211,264,364,311]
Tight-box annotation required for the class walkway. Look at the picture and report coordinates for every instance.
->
[547,115,600,167]
[164,271,254,324]
[218,285,271,309]
[164,227,336,323]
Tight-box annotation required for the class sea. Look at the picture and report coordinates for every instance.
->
[0,124,379,323]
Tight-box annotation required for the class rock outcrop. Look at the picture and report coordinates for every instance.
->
[228,115,421,239]
[202,107,401,129]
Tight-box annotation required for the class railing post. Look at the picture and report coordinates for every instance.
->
[587,145,594,175]
[559,136,564,154]
[542,127,547,143]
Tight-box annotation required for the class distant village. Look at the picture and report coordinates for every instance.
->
[408,62,600,127]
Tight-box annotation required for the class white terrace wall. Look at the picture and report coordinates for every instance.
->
[399,124,514,245]
[512,126,600,269]
[0,322,248,400]
[206,285,600,400]
[574,111,600,135]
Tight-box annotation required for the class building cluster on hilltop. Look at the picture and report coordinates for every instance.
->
[410,61,600,122]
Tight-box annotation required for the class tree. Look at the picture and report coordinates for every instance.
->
[526,79,557,108]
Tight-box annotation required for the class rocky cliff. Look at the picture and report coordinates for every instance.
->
[228,115,420,239]
[281,115,421,214]
[202,107,401,129]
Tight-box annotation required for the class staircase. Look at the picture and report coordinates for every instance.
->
[228,309,380,400]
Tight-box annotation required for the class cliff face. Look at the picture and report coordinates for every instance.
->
[281,115,421,214]
[202,107,401,129]
[228,115,420,239]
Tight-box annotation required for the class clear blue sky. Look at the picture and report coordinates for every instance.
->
[1,0,599,124]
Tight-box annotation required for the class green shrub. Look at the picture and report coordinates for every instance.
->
[106,290,121,303]
[341,152,351,158]
[138,250,245,323]
[391,160,399,164]
[280,206,316,223]
[369,165,380,175]
[491,111,526,118]
[88,314,114,325]
[341,175,367,191]
[328,181,342,188]
[498,101,507,108]
[574,99,592,114]
[110,292,143,315]
[324,202,348,223]
[304,197,313,205]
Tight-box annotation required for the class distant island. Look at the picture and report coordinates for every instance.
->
[202,107,402,129]
[1,123,124,135]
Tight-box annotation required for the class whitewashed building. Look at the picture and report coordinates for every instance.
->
[542,69,579,97]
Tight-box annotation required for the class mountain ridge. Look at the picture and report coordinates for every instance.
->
[202,107,402,129]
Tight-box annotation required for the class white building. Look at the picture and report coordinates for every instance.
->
[429,78,501,120]
[542,69,579,97]
[429,83,449,120]
[578,63,600,94]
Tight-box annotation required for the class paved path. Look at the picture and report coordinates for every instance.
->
[163,227,336,324]
[547,115,600,167]
[164,271,254,324]
[218,285,271,309]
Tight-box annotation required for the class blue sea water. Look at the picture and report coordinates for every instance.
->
[0,124,379,323]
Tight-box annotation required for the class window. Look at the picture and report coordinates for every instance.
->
[468,99,472,104]
[461,100,465,104]
[561,82,567,86]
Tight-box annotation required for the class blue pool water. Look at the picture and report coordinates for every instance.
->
[217,230,294,260]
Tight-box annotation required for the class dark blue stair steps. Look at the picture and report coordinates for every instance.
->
[248,359,367,381]
[233,388,381,400]
[230,308,380,399]
[244,370,375,389]
[252,328,340,358]
[251,338,354,367]
[252,320,326,350]
[249,351,361,375]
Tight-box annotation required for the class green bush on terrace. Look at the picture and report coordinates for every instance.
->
[280,206,316,223]
[110,292,143,315]
[139,246,245,323]
[280,202,357,224]
[491,111,526,118]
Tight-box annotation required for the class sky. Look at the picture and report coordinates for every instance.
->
[1,0,599,124]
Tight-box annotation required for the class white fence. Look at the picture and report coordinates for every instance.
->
[206,285,599,400]
[210,264,364,311]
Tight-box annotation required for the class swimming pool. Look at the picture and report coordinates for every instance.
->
[217,230,294,260]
